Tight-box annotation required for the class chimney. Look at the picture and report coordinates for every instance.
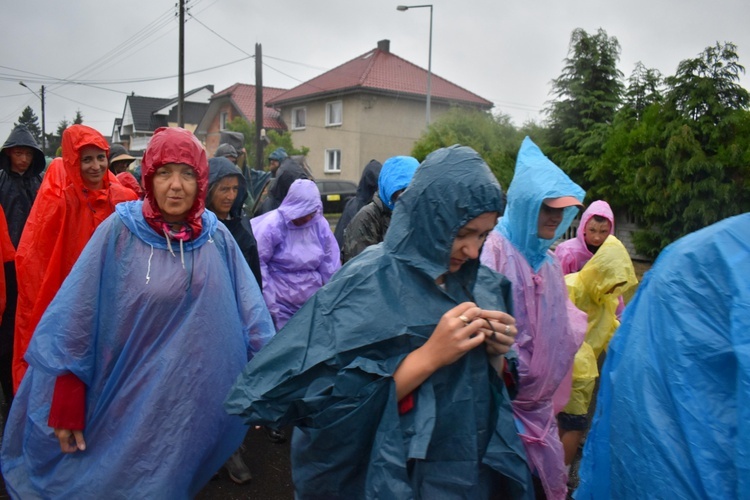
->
[377,39,390,53]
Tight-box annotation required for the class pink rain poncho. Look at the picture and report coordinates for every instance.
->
[251,179,340,330]
[554,200,615,275]
[480,137,587,500]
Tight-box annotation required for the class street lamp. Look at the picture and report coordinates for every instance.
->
[19,81,46,154]
[397,4,433,126]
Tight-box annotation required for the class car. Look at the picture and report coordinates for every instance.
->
[315,179,358,214]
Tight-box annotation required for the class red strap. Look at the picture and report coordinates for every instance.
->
[48,373,86,430]
[398,392,415,415]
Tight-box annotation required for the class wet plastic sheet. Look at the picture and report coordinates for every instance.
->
[575,213,750,499]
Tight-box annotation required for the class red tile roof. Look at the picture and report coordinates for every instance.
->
[268,44,492,109]
[213,83,288,129]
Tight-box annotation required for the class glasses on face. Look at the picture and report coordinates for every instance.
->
[10,150,34,159]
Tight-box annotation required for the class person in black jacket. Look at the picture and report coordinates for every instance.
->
[0,125,45,414]
[333,159,382,251]
[342,156,418,263]
[207,157,262,290]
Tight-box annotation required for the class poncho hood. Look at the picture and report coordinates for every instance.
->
[208,156,248,218]
[577,200,615,248]
[497,137,584,272]
[355,159,382,204]
[576,235,637,303]
[61,124,110,191]
[117,200,217,251]
[378,156,419,210]
[385,145,505,281]
[141,127,208,237]
[277,178,322,227]
[0,125,45,176]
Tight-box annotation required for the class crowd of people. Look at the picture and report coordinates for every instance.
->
[0,123,744,499]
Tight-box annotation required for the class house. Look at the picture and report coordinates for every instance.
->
[195,83,288,157]
[111,85,214,155]
[266,39,493,182]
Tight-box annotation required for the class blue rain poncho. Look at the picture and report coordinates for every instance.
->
[1,201,274,499]
[575,213,750,499]
[226,145,534,499]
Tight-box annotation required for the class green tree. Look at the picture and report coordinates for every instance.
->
[73,110,84,125]
[591,42,750,258]
[545,28,625,187]
[410,108,522,188]
[45,118,70,158]
[622,62,664,121]
[226,117,309,171]
[14,106,43,146]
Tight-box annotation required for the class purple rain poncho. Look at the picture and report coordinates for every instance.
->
[0,201,275,498]
[480,137,587,500]
[251,179,340,330]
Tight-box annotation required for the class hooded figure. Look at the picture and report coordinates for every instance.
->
[575,213,750,500]
[0,124,45,246]
[0,127,275,498]
[208,156,262,288]
[555,200,615,275]
[333,159,382,248]
[226,145,534,499]
[251,179,339,330]
[12,125,137,391]
[254,158,309,216]
[0,125,45,410]
[558,235,638,455]
[342,156,419,263]
[480,137,587,500]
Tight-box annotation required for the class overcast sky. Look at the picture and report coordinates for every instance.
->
[1,0,748,148]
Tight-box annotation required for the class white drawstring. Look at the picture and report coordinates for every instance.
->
[162,228,186,269]
[146,244,154,284]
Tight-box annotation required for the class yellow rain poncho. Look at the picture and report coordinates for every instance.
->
[563,235,637,415]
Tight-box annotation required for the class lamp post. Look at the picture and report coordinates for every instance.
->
[397,4,433,126]
[19,81,46,153]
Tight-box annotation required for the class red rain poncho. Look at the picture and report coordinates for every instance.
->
[12,125,137,391]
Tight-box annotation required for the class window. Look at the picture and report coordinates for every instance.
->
[220,111,228,130]
[292,107,306,129]
[324,149,341,173]
[326,101,343,126]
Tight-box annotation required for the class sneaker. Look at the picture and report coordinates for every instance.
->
[224,449,252,484]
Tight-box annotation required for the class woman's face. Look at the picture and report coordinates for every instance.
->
[291,212,316,227]
[152,163,198,223]
[209,176,239,220]
[537,203,564,239]
[448,212,498,273]
[80,145,108,190]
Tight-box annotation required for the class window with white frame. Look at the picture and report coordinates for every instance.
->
[292,107,306,129]
[325,149,341,173]
[326,100,343,126]
[220,111,228,130]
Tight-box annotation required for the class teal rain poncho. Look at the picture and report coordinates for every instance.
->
[575,213,750,499]
[226,145,534,499]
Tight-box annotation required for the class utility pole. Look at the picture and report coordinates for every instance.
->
[40,85,46,153]
[177,0,185,127]
[255,43,264,171]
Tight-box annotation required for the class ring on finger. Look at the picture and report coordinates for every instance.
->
[458,314,471,325]
[505,324,511,335]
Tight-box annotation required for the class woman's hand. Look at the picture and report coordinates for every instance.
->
[54,428,86,453]
[477,310,517,356]
[393,302,488,400]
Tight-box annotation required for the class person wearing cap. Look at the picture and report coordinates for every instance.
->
[341,156,418,263]
[0,125,45,411]
[108,144,136,175]
[480,137,587,500]
[267,147,288,176]
[215,143,239,165]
